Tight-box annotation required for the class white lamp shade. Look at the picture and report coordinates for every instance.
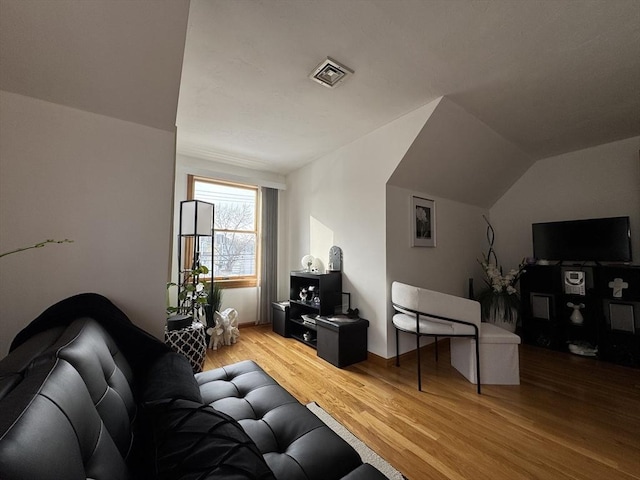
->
[181,200,214,235]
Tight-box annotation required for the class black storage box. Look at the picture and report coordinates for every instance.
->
[316,316,369,368]
[272,301,289,337]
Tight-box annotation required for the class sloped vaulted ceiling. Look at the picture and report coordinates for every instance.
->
[388,97,534,209]
[0,0,190,132]
[176,0,639,177]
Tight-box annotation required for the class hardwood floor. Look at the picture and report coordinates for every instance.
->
[204,325,640,480]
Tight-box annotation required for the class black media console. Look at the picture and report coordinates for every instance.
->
[520,264,640,367]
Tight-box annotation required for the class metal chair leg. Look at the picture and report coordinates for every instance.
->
[434,335,439,362]
[417,334,422,391]
[395,328,400,367]
[475,334,481,394]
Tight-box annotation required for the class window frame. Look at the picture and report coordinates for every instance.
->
[188,175,259,289]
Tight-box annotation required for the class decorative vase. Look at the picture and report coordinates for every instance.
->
[567,302,585,325]
[480,291,519,333]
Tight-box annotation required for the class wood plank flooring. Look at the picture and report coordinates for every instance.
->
[204,325,640,480]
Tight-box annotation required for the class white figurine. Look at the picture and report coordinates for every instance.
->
[207,311,225,350]
[206,308,239,348]
[220,308,239,345]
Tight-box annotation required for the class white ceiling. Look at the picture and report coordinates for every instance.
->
[177,0,640,174]
[1,0,638,186]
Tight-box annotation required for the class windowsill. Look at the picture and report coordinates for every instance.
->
[216,278,257,289]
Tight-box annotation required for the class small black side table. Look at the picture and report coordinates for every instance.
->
[315,316,369,368]
[165,321,207,373]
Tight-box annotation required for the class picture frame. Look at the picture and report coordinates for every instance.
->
[411,196,436,247]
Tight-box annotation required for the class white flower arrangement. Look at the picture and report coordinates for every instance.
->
[480,257,526,295]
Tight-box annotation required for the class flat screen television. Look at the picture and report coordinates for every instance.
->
[532,216,632,263]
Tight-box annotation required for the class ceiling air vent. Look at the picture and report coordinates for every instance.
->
[309,57,354,88]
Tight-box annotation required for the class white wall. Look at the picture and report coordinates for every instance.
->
[285,101,439,357]
[490,136,640,270]
[0,91,176,356]
[386,185,488,355]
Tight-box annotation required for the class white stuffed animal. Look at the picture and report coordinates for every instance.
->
[207,311,225,350]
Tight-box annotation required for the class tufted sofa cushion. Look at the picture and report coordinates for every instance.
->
[0,317,141,479]
[48,318,137,458]
[196,360,363,480]
[0,357,129,480]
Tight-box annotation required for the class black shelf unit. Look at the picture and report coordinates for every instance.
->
[289,271,342,317]
[279,270,369,367]
[288,271,341,346]
[520,264,564,350]
[520,264,640,366]
[598,265,640,366]
[289,317,318,347]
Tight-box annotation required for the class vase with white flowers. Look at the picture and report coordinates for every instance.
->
[478,256,527,332]
[477,215,526,332]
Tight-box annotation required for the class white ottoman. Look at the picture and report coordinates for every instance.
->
[450,323,521,385]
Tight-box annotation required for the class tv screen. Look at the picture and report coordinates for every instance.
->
[532,216,632,262]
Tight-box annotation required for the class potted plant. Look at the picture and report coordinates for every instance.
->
[477,215,526,332]
[478,256,527,332]
[166,265,211,322]
[204,281,223,330]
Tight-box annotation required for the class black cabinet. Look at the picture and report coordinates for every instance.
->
[520,264,640,366]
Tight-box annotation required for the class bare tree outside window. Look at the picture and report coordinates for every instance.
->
[191,176,258,287]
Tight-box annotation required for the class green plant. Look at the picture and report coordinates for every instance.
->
[202,281,224,330]
[166,265,211,319]
[0,239,73,259]
[207,281,223,313]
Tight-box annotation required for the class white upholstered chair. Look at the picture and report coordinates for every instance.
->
[391,281,482,394]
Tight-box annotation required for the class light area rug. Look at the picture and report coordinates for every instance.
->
[306,402,405,480]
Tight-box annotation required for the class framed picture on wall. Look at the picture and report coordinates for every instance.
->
[411,196,436,247]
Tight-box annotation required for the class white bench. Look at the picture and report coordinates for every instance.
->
[450,322,521,385]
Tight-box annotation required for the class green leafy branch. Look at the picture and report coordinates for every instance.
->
[0,239,74,259]
[166,265,211,317]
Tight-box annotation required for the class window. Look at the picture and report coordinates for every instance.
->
[188,175,259,288]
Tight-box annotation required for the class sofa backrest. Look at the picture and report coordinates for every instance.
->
[51,317,137,458]
[0,356,129,479]
[0,317,138,479]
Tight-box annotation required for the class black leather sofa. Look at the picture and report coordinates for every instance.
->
[0,294,388,479]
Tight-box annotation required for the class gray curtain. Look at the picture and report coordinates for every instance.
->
[257,187,278,324]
